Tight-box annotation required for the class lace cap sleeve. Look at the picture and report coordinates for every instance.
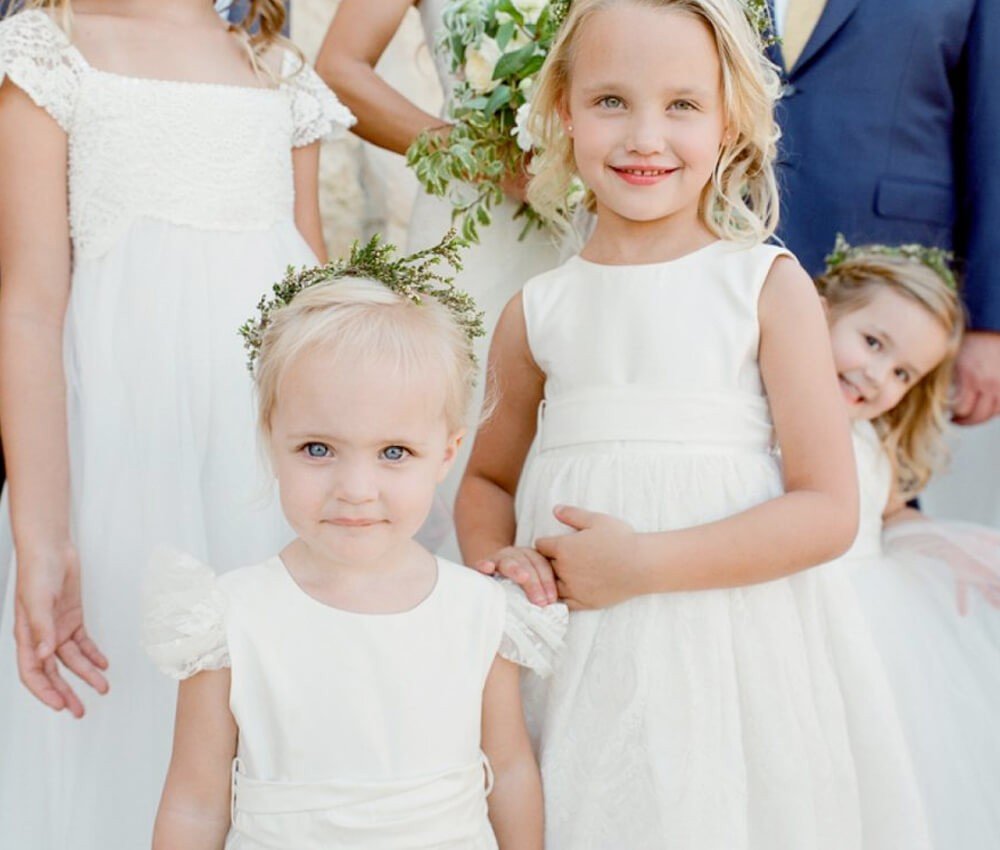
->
[142,549,230,680]
[281,50,356,147]
[497,580,567,677]
[0,10,85,131]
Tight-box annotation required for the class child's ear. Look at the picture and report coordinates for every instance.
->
[557,96,573,136]
[437,429,466,483]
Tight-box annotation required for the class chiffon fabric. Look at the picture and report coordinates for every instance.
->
[845,421,1000,849]
[143,552,566,849]
[515,243,932,849]
[0,10,354,847]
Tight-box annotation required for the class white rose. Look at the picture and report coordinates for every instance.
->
[566,176,586,208]
[512,0,548,24]
[512,101,537,152]
[464,36,503,93]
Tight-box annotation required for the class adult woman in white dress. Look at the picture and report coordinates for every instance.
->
[316,0,563,553]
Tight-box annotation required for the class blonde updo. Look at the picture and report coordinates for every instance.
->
[254,279,479,440]
[817,251,965,496]
[527,0,782,243]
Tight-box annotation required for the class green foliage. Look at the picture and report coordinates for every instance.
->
[824,233,959,291]
[240,231,485,372]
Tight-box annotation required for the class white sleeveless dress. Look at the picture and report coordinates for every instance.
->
[409,1,563,555]
[0,10,354,848]
[844,422,1000,850]
[515,242,932,849]
[143,553,566,850]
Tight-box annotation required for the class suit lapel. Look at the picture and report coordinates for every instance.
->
[789,0,861,76]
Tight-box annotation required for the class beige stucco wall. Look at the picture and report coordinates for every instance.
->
[292,1,443,256]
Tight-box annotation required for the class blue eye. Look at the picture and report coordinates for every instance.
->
[304,442,331,458]
[380,446,409,462]
[598,95,624,109]
[670,100,696,111]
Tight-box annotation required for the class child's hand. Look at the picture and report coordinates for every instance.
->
[474,547,557,606]
[535,506,640,610]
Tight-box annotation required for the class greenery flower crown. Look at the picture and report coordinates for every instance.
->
[239,230,485,373]
[823,233,958,292]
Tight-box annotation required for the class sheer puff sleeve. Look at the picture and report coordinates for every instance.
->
[0,10,84,132]
[497,580,568,677]
[142,549,230,680]
[281,50,356,148]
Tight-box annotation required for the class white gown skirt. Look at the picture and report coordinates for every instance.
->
[515,440,931,850]
[0,218,304,848]
[847,522,1000,850]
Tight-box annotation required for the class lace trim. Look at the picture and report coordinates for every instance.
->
[281,51,356,147]
[142,548,230,680]
[0,10,86,131]
[497,579,567,677]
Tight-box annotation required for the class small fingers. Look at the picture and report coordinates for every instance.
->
[525,550,558,604]
[58,640,110,695]
[501,556,548,606]
[472,559,498,576]
[42,656,85,719]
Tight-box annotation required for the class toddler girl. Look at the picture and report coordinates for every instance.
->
[457,1,931,847]
[818,238,1000,850]
[143,237,565,849]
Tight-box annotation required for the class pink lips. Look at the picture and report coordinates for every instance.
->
[839,376,865,404]
[610,165,678,186]
[329,518,383,527]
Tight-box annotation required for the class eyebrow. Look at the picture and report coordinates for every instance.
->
[579,82,708,97]
[286,433,425,445]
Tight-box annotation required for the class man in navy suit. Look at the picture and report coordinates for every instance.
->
[771,0,1000,425]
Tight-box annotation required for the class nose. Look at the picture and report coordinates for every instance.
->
[862,357,891,388]
[334,460,378,504]
[626,108,667,156]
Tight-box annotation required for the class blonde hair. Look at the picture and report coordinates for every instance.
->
[527,0,782,243]
[254,279,479,441]
[15,2,291,63]
[816,252,965,497]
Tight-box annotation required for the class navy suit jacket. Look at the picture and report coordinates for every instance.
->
[770,0,1000,331]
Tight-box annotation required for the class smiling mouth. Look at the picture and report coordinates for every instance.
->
[610,165,678,184]
[839,376,866,404]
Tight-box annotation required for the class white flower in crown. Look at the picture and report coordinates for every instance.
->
[464,36,504,93]
[511,0,549,24]
[513,101,536,152]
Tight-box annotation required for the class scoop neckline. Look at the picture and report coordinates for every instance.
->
[572,239,725,269]
[30,8,285,94]
[271,554,442,618]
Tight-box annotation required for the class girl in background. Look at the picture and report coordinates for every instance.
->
[817,240,1000,850]
[457,1,930,846]
[0,1,353,845]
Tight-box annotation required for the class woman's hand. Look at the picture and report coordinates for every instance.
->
[472,546,557,607]
[535,506,640,610]
[14,545,108,718]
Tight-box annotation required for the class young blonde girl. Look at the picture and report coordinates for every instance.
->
[0,1,353,845]
[457,1,931,846]
[143,248,563,849]
[818,241,1000,850]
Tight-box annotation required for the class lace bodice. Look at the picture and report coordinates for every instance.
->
[0,10,355,259]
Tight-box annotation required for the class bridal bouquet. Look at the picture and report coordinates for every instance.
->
[406,0,578,242]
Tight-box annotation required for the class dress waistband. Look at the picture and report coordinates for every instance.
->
[230,755,494,848]
[537,388,775,453]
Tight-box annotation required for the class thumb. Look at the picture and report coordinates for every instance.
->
[553,503,597,531]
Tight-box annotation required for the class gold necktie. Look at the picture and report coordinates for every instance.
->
[783,0,827,69]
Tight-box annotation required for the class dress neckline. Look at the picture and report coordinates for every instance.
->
[271,554,443,618]
[572,239,725,270]
[28,8,285,94]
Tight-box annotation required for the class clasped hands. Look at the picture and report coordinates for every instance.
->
[473,505,641,610]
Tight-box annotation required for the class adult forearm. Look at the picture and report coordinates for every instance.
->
[316,54,445,155]
[0,313,71,548]
[633,490,858,593]
[454,474,517,565]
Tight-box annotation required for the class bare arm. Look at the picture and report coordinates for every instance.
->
[292,141,327,262]
[455,295,553,597]
[315,0,446,155]
[538,258,859,606]
[153,670,237,850]
[481,656,544,849]
[0,80,108,713]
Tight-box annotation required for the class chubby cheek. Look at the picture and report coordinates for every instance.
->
[274,465,329,532]
[386,471,440,532]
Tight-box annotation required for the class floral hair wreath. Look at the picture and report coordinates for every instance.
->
[823,233,959,292]
[239,230,485,373]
